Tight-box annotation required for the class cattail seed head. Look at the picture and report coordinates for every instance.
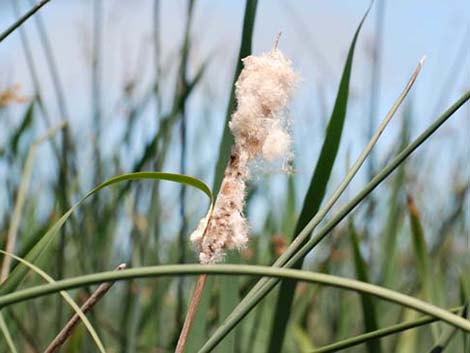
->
[190,44,298,264]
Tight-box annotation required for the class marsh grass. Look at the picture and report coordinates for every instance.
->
[0,1,469,353]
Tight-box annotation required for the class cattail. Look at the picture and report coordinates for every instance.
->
[191,42,298,264]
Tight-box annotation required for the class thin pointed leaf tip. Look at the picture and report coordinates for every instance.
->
[191,41,299,263]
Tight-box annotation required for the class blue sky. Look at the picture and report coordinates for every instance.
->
[0,0,469,235]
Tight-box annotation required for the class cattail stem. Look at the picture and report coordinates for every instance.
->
[175,274,207,353]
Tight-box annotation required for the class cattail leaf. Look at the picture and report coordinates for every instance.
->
[212,0,258,195]
[267,3,372,351]
[427,305,468,353]
[9,101,34,156]
[0,250,107,353]
[407,194,432,297]
[0,172,213,296]
[2,264,470,334]
[0,313,18,353]
[0,0,51,43]
[184,276,215,351]
[310,306,465,353]
[380,107,409,286]
[350,222,382,353]
[216,252,241,353]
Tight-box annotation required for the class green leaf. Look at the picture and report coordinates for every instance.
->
[380,106,409,286]
[212,0,258,195]
[185,276,215,351]
[0,172,213,296]
[310,306,464,353]
[0,314,18,353]
[216,253,241,353]
[350,222,382,353]
[268,3,372,351]
[1,264,470,333]
[9,101,34,156]
[0,0,51,43]
[407,195,431,297]
[0,250,106,353]
[427,305,468,353]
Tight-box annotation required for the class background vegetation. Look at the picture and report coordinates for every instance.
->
[0,1,469,352]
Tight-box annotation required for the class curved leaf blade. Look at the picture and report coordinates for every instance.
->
[0,172,213,296]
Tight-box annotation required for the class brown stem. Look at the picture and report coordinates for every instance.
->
[175,274,208,353]
[44,264,126,353]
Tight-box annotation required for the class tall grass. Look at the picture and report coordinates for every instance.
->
[0,1,469,353]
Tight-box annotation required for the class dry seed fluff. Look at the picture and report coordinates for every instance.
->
[190,46,298,264]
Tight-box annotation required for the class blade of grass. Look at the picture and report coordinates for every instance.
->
[0,313,18,353]
[10,0,61,159]
[1,265,470,332]
[0,172,213,296]
[0,250,106,353]
[217,254,240,353]
[268,4,372,351]
[407,193,440,341]
[199,87,467,353]
[309,307,464,353]
[1,121,66,281]
[0,0,51,43]
[407,195,432,299]
[350,222,382,353]
[175,0,195,340]
[204,54,426,352]
[184,276,215,351]
[212,0,258,195]
[26,0,74,328]
[380,109,409,286]
[9,102,34,156]
[427,305,468,353]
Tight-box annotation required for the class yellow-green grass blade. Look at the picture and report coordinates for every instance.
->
[1,121,67,282]
[0,172,213,296]
[310,306,464,353]
[407,193,442,342]
[268,3,372,351]
[0,250,106,353]
[379,124,407,287]
[427,305,468,353]
[9,101,34,156]
[0,313,18,353]
[1,265,470,333]
[350,222,382,353]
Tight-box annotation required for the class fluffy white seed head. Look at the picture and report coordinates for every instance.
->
[190,45,298,264]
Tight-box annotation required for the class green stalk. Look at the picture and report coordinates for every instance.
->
[310,307,463,353]
[0,0,51,43]
[26,0,74,328]
[212,0,258,195]
[0,314,18,353]
[0,265,469,333]
[175,0,195,337]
